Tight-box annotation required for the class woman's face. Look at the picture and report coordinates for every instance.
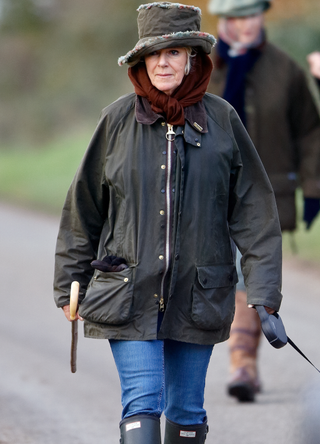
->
[145,47,188,96]
[226,14,264,44]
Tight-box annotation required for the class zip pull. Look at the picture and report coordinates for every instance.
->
[166,123,175,141]
[159,297,165,312]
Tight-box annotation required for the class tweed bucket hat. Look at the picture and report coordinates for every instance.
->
[118,2,216,66]
[208,0,271,17]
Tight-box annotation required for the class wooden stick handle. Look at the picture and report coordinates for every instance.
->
[70,281,80,321]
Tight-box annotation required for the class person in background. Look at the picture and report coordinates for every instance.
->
[307,51,320,88]
[207,0,320,402]
[54,2,283,443]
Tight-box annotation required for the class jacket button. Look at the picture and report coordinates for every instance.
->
[161,189,165,193]
[124,278,129,283]
[160,210,165,215]
[159,255,164,260]
[175,254,179,260]
[161,121,165,126]
[154,294,158,298]
[197,143,201,147]
[161,165,166,169]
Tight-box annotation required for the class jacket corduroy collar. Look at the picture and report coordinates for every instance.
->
[135,95,208,133]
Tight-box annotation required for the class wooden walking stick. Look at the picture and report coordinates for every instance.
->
[70,281,80,373]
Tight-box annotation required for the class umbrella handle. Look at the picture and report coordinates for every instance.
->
[70,281,80,321]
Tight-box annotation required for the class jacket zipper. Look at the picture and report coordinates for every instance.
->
[159,123,175,312]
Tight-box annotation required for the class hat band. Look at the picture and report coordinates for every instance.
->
[118,31,216,66]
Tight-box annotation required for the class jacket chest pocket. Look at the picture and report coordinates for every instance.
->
[191,265,238,331]
[79,267,135,325]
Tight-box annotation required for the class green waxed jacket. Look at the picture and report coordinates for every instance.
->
[54,92,282,345]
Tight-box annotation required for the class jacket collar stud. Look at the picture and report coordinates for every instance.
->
[193,122,203,132]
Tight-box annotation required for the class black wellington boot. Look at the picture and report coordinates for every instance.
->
[119,414,161,444]
[164,417,209,444]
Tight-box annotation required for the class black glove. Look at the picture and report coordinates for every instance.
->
[303,197,320,229]
[91,255,128,272]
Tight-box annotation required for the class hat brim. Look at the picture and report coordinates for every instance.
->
[118,31,216,66]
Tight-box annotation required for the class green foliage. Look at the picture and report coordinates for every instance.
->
[0,0,47,33]
[0,0,140,144]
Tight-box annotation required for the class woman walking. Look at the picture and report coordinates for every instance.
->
[54,3,283,443]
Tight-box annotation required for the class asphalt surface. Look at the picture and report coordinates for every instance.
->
[0,202,319,444]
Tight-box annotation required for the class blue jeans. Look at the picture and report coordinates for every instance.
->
[109,338,213,425]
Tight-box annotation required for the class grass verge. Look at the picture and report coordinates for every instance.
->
[0,129,91,215]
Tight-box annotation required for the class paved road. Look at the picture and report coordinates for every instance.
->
[0,202,319,444]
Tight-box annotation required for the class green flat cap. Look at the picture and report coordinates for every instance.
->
[208,0,271,17]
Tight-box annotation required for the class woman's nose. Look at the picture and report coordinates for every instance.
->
[158,53,168,66]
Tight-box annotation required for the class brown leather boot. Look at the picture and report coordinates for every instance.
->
[227,290,262,402]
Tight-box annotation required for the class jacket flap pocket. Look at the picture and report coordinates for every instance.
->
[197,264,238,289]
[79,266,135,325]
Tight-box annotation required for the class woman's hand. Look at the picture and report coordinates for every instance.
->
[263,306,275,315]
[62,304,84,322]
[248,304,275,314]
